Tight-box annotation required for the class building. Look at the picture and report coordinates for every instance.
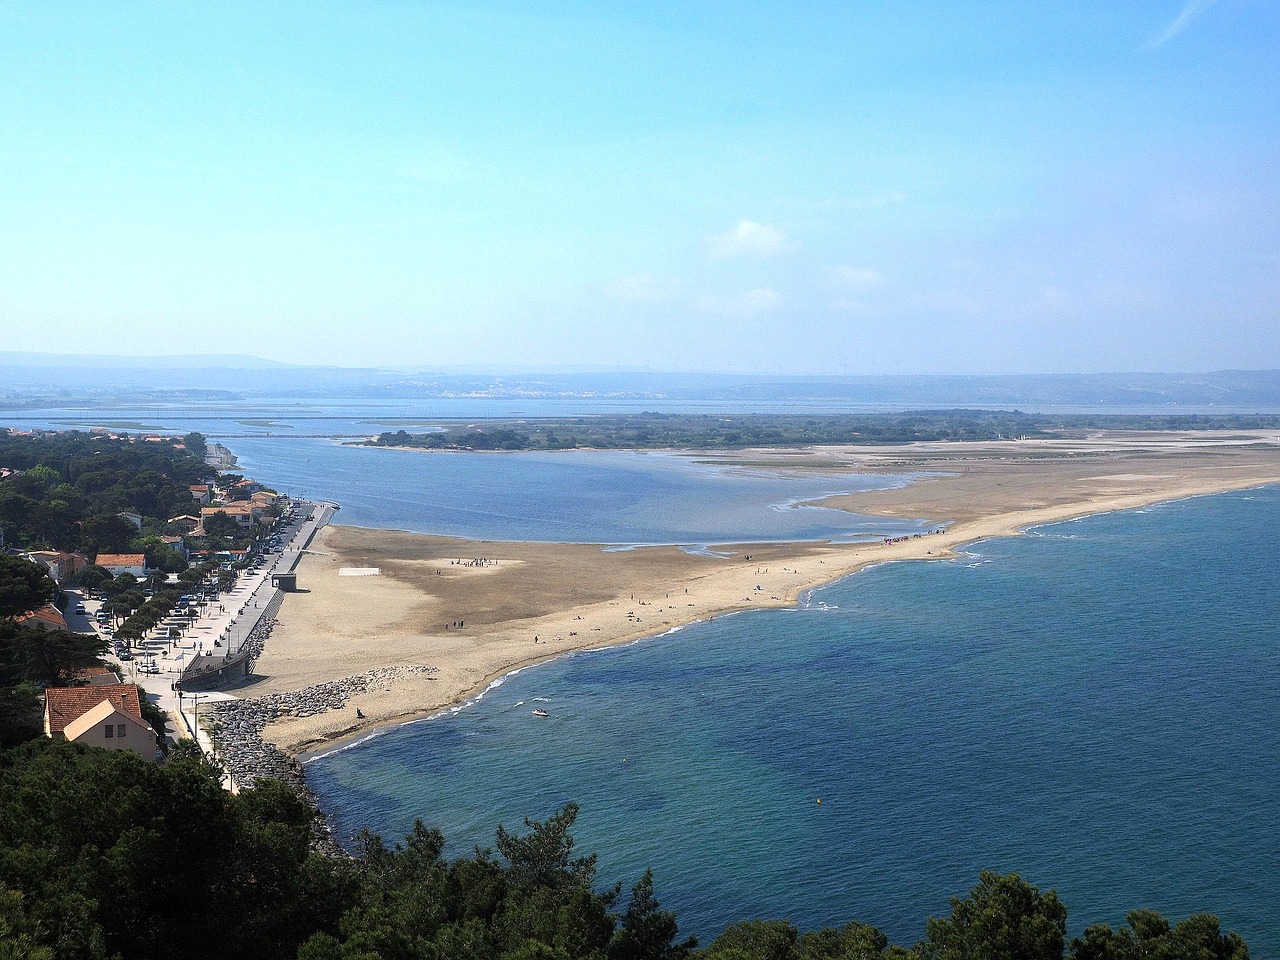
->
[201,503,260,529]
[249,490,279,511]
[17,604,68,633]
[96,553,148,578]
[230,478,264,497]
[23,550,90,585]
[160,535,189,560]
[166,514,202,534]
[43,684,157,759]
[189,484,211,504]
[64,666,122,687]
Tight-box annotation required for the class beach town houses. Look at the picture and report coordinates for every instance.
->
[96,552,148,578]
[17,604,69,633]
[189,484,211,504]
[65,666,123,687]
[160,534,190,560]
[249,490,278,510]
[200,501,266,529]
[23,550,90,585]
[229,478,263,498]
[43,684,157,760]
[167,514,202,534]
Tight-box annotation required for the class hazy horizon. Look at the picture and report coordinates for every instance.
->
[3,349,1280,379]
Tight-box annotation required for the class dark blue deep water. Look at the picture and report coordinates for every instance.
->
[308,486,1280,953]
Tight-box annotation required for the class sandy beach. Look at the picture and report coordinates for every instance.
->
[247,430,1280,755]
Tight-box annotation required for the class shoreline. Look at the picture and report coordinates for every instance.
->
[235,434,1280,758]
[295,478,1275,761]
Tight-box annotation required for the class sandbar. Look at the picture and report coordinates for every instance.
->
[246,431,1280,754]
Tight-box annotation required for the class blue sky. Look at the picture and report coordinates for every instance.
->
[1,1,1276,373]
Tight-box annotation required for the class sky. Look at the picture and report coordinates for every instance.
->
[1,0,1277,375]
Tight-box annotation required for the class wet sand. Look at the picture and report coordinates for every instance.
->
[248,431,1280,754]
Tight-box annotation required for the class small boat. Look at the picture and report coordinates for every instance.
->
[532,709,549,718]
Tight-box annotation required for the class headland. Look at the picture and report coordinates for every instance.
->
[240,430,1280,755]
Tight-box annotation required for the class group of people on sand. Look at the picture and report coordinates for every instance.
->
[451,557,496,567]
[883,529,945,546]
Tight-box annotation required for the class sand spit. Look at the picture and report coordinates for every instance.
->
[242,431,1280,755]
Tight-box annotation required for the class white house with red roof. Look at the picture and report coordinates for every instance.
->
[95,553,148,578]
[43,684,157,760]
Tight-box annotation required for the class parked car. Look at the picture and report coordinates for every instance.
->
[74,604,87,615]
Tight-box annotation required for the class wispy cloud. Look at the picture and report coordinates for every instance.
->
[1148,0,1218,48]
[707,220,787,259]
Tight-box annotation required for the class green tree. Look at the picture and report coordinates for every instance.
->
[796,921,906,960]
[182,433,208,458]
[1069,909,1249,960]
[0,557,53,620]
[0,884,55,960]
[609,870,696,960]
[702,919,798,960]
[143,544,187,575]
[919,871,1066,960]
[107,573,139,597]
[71,565,112,592]
[18,465,60,497]
[2,622,106,687]
[495,803,598,892]
[78,515,136,555]
[201,511,241,543]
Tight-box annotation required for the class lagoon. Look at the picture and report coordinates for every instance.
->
[226,437,932,545]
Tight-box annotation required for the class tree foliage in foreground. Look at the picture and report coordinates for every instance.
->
[0,740,1252,960]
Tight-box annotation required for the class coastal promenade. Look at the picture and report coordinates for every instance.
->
[108,500,337,762]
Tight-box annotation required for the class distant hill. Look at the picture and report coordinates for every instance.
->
[0,351,297,370]
[1,353,1279,409]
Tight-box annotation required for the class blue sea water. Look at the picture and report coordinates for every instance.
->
[307,486,1280,954]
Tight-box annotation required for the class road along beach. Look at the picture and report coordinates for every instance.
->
[231,430,1280,756]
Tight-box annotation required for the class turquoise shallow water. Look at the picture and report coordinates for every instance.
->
[307,486,1280,954]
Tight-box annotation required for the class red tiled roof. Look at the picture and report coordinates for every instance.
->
[202,503,253,515]
[17,605,67,630]
[64,666,120,684]
[45,684,144,734]
[96,553,146,566]
[69,666,114,678]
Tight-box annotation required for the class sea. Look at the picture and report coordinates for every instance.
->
[304,485,1280,953]
[4,399,1278,952]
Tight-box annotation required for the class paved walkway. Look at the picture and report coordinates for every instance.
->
[79,498,337,762]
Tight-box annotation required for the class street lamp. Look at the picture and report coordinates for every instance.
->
[181,691,211,746]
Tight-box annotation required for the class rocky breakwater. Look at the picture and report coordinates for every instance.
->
[208,665,437,850]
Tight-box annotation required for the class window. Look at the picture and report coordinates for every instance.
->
[117,724,126,737]
[104,724,114,738]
